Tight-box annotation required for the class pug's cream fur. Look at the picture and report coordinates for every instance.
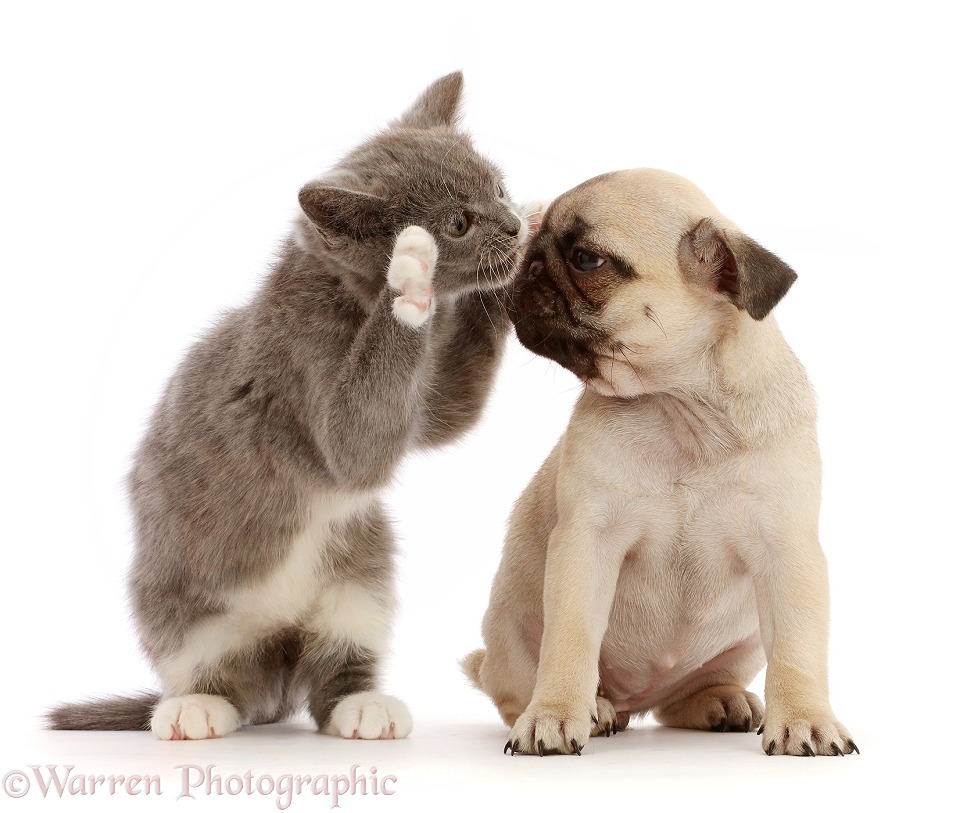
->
[464,169,856,757]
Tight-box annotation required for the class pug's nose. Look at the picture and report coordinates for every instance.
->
[515,260,558,318]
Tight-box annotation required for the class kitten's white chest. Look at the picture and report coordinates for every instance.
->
[230,489,378,624]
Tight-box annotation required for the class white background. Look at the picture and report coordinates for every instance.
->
[2,1,964,810]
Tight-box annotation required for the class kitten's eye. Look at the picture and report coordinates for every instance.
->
[496,183,506,199]
[449,212,472,238]
[570,246,606,273]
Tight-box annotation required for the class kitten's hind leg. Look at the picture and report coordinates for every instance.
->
[151,628,303,740]
[327,691,412,740]
[388,225,437,328]
[297,580,412,740]
[298,636,412,740]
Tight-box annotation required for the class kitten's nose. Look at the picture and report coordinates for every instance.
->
[501,214,523,237]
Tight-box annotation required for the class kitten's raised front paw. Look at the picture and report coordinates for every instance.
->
[325,691,413,740]
[388,225,437,328]
[759,708,858,756]
[151,694,241,740]
[521,200,551,239]
[504,697,596,756]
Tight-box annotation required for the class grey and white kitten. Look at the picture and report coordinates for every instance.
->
[48,72,525,740]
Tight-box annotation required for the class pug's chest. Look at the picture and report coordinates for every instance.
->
[617,503,754,604]
[601,392,764,545]
[594,454,763,694]
[596,517,758,705]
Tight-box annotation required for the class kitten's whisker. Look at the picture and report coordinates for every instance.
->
[476,255,498,335]
[440,141,458,203]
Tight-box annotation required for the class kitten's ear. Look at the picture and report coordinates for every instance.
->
[298,184,393,241]
[396,71,464,129]
[679,218,797,320]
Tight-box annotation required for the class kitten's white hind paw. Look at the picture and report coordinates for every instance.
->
[151,694,241,740]
[325,691,413,740]
[388,225,437,328]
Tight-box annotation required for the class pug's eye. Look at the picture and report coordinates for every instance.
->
[570,246,606,273]
[449,212,472,238]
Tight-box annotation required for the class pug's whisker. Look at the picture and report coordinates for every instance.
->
[618,346,646,391]
[614,342,645,356]
[528,332,555,353]
[645,307,667,339]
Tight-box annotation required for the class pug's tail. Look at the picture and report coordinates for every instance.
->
[46,692,160,731]
[460,649,485,689]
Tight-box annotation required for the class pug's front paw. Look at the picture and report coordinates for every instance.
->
[759,709,858,756]
[503,698,596,756]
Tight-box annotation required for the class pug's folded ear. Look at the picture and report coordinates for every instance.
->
[679,218,797,320]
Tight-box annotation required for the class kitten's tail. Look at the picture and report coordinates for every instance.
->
[46,691,160,731]
[460,649,485,689]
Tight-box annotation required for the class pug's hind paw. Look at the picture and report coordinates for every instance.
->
[654,684,763,733]
[590,696,627,737]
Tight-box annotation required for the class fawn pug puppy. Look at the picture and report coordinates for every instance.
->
[463,169,857,757]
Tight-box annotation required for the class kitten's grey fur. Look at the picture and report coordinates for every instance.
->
[48,72,522,739]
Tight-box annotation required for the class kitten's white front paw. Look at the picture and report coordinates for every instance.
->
[325,691,413,740]
[521,200,551,240]
[151,694,241,740]
[388,225,437,328]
